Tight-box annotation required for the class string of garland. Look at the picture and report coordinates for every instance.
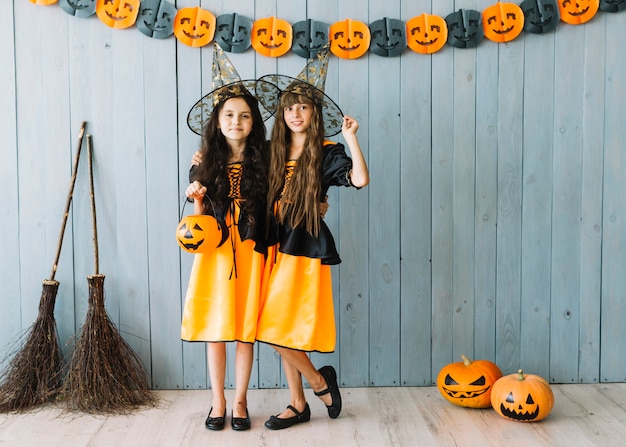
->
[31,0,624,58]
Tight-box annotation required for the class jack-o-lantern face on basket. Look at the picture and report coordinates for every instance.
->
[600,0,626,11]
[445,9,484,48]
[292,19,329,58]
[368,17,406,57]
[330,19,371,59]
[251,16,292,57]
[436,355,503,409]
[214,13,253,53]
[558,0,599,24]
[520,0,560,33]
[406,13,448,54]
[174,7,216,48]
[59,0,96,17]
[136,0,176,39]
[96,0,140,29]
[483,2,525,43]
[490,370,554,422]
[176,214,221,254]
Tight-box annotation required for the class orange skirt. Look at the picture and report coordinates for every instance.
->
[181,208,264,343]
[256,245,336,352]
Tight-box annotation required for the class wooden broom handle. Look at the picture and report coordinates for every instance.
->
[86,134,99,275]
[50,121,87,280]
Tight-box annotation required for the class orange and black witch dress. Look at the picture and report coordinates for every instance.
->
[256,142,356,353]
[181,162,267,343]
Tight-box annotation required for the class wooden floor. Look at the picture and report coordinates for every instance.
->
[1,384,625,446]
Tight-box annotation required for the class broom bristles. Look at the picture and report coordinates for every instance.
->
[60,275,158,414]
[0,280,64,412]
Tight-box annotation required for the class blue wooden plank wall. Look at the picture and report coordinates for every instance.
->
[1,1,625,390]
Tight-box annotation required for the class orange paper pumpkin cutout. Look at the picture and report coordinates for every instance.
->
[174,7,216,48]
[29,0,58,5]
[95,0,140,29]
[406,14,448,54]
[330,19,371,59]
[251,16,293,57]
[558,0,599,24]
[482,2,525,42]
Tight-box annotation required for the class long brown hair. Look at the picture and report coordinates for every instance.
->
[267,92,324,236]
[192,94,268,224]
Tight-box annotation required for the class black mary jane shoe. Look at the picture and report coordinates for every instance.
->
[315,365,342,419]
[205,407,226,431]
[231,408,251,431]
[264,403,311,430]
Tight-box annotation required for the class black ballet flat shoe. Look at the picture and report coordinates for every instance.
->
[315,365,342,419]
[231,408,251,431]
[264,403,311,430]
[205,407,226,431]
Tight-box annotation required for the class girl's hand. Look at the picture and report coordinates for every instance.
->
[342,116,359,137]
[185,180,207,200]
[191,150,203,166]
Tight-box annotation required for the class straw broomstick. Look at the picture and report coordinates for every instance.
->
[60,134,158,413]
[0,122,87,412]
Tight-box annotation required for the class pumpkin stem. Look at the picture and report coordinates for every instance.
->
[461,354,472,366]
[517,369,525,380]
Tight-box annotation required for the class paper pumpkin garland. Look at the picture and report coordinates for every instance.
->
[30,0,58,4]
[174,7,216,47]
[368,17,406,57]
[251,16,293,57]
[59,0,96,17]
[406,13,448,54]
[600,0,626,11]
[445,9,484,48]
[95,0,140,29]
[292,19,330,58]
[520,0,560,33]
[482,2,525,43]
[136,0,176,39]
[558,0,600,24]
[330,19,371,59]
[214,13,253,53]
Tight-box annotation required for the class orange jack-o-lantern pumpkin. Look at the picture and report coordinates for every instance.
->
[176,214,221,254]
[251,16,293,57]
[558,0,599,24]
[482,2,525,43]
[330,19,371,59]
[491,369,554,422]
[436,355,503,409]
[406,13,448,54]
[29,0,58,5]
[96,0,140,29]
[174,7,216,48]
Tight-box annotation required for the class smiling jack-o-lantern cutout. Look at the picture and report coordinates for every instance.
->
[292,19,329,58]
[174,7,216,48]
[136,0,176,39]
[482,2,525,43]
[521,0,560,33]
[491,370,554,422]
[445,9,484,48]
[368,17,406,57]
[251,16,292,58]
[59,0,95,17]
[406,13,448,54]
[176,213,222,254]
[214,13,253,53]
[96,0,140,29]
[436,355,503,409]
[600,0,626,11]
[330,19,371,59]
[558,0,599,24]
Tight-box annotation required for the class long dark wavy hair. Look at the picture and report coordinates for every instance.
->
[267,92,325,236]
[191,94,268,226]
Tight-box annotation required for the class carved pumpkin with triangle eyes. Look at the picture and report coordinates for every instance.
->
[174,7,216,48]
[406,13,448,54]
[558,0,599,24]
[330,19,371,59]
[176,214,221,254]
[96,0,140,29]
[491,370,554,422]
[482,2,525,43]
[251,16,293,57]
[436,355,503,408]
